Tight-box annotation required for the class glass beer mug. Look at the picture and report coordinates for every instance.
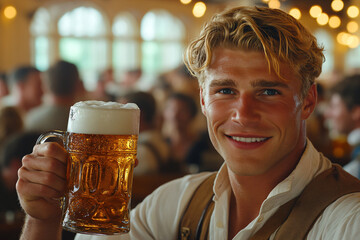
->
[36,101,140,235]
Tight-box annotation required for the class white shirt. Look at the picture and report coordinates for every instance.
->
[75,140,360,240]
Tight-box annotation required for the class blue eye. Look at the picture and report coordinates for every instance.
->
[219,88,234,94]
[263,89,279,96]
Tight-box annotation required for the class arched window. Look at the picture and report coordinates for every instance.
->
[112,12,140,81]
[30,8,52,71]
[30,6,188,91]
[314,29,334,77]
[140,10,185,79]
[58,6,109,90]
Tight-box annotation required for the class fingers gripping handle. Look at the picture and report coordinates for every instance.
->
[36,130,67,207]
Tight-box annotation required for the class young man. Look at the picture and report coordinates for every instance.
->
[25,60,83,132]
[16,6,360,240]
[325,75,360,178]
[2,65,43,114]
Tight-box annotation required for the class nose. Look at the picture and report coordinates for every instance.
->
[231,94,260,125]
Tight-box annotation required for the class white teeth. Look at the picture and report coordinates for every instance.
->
[231,136,267,143]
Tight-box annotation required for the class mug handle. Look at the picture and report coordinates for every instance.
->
[36,130,66,145]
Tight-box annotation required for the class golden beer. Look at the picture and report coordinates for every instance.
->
[62,133,137,234]
[37,101,140,235]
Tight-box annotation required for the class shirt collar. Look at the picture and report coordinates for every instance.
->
[213,140,329,205]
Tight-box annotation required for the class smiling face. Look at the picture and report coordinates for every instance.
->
[200,48,316,178]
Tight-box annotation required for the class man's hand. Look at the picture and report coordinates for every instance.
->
[16,142,68,239]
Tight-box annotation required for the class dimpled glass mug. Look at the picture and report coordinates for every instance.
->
[37,101,140,235]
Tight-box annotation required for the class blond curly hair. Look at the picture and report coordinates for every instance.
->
[185,6,325,99]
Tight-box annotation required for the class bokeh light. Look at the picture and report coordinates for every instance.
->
[331,0,344,12]
[317,13,329,26]
[347,21,359,33]
[192,2,206,18]
[180,0,192,4]
[268,0,281,9]
[310,5,322,18]
[3,5,17,20]
[347,5,359,18]
[289,8,301,20]
[329,16,341,28]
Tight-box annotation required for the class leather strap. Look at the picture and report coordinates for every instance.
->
[178,173,216,240]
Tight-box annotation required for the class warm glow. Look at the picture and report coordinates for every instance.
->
[180,0,192,4]
[310,5,322,18]
[317,13,329,26]
[337,32,350,45]
[329,16,341,28]
[348,35,359,48]
[331,0,344,12]
[3,5,17,19]
[347,21,359,33]
[289,8,301,20]
[192,2,206,18]
[268,0,281,9]
[347,6,359,18]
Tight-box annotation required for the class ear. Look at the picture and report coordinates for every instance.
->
[199,87,207,117]
[301,84,317,120]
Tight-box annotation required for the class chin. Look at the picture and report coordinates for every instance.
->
[227,160,268,176]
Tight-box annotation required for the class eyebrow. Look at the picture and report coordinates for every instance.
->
[209,78,289,89]
[251,79,289,89]
[209,79,236,88]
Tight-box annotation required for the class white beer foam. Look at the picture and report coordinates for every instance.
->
[67,100,140,135]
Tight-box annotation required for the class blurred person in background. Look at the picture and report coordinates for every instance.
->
[90,68,116,102]
[0,131,39,240]
[162,92,200,173]
[161,64,207,133]
[151,75,173,116]
[2,66,43,115]
[25,60,83,132]
[106,68,143,98]
[0,72,9,101]
[0,131,39,215]
[163,64,199,98]
[121,68,142,90]
[0,106,23,147]
[324,74,360,178]
[306,83,333,160]
[119,91,170,175]
[186,130,224,173]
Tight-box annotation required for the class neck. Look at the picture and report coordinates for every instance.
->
[227,140,306,239]
[227,171,292,239]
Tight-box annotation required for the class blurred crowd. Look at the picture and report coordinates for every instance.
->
[0,60,223,238]
[0,60,359,238]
